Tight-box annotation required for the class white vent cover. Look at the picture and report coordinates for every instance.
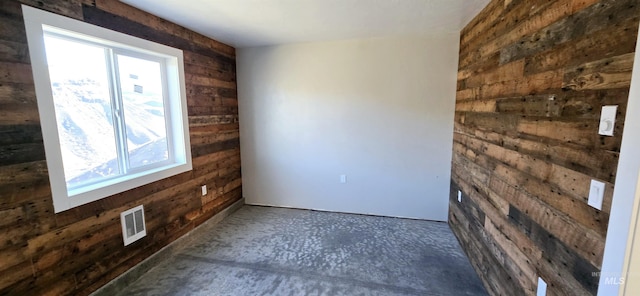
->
[120,205,146,246]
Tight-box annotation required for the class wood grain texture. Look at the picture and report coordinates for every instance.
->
[0,1,240,295]
[451,0,640,295]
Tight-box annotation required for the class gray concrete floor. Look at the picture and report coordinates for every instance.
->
[115,205,487,296]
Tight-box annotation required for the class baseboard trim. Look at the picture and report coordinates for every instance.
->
[245,201,447,223]
[91,197,245,296]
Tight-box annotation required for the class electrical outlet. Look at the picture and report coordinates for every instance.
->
[340,174,347,184]
[201,185,207,196]
[537,277,547,296]
[457,190,462,202]
[588,180,605,210]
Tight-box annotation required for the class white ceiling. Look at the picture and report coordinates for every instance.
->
[120,0,490,48]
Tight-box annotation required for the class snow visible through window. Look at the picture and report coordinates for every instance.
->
[44,35,169,189]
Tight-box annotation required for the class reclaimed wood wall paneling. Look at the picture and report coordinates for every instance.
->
[0,0,241,295]
[451,0,640,295]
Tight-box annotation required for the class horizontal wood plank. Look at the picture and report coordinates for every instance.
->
[0,1,242,295]
[451,0,639,294]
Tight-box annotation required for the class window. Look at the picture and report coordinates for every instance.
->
[23,5,192,213]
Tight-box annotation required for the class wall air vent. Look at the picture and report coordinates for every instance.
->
[121,205,146,246]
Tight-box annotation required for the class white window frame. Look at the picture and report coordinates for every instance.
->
[22,5,192,213]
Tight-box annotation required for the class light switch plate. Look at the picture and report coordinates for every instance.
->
[598,105,618,136]
[588,180,605,210]
[537,277,547,296]
[457,190,462,202]
[201,185,207,196]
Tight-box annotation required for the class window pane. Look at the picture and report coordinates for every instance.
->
[116,55,169,169]
[43,35,119,189]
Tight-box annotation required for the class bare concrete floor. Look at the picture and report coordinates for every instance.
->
[113,205,487,295]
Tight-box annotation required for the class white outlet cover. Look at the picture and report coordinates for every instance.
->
[598,105,617,136]
[201,185,207,196]
[537,277,547,296]
[457,190,462,202]
[340,174,347,183]
[588,179,605,210]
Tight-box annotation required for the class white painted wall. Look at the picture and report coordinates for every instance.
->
[236,34,459,221]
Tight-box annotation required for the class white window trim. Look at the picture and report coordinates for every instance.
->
[22,5,192,213]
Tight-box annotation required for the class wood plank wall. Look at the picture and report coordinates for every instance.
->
[450,0,640,295]
[0,0,241,295]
